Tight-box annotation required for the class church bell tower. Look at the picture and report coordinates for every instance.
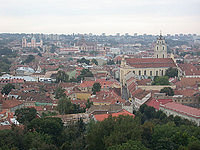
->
[154,32,167,58]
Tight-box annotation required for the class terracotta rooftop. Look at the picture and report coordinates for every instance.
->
[2,99,23,109]
[174,89,199,97]
[146,98,173,110]
[175,78,200,89]
[178,63,200,76]
[94,109,135,121]
[131,88,150,100]
[126,58,176,68]
[160,102,200,119]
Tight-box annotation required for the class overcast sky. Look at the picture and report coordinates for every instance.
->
[0,0,200,35]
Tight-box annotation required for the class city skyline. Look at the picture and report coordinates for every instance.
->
[0,0,200,35]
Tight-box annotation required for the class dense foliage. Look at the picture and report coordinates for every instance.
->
[152,76,170,85]
[57,96,85,114]
[1,83,15,95]
[92,82,101,94]
[15,108,37,124]
[22,55,35,64]
[77,57,90,65]
[160,87,174,96]
[0,104,199,150]
[0,56,11,74]
[77,69,93,82]
[107,60,115,65]
[165,67,178,78]
[54,87,66,99]
[55,70,69,83]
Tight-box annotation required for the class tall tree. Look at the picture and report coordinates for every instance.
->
[57,96,74,114]
[1,83,15,95]
[165,67,178,78]
[160,87,174,96]
[15,107,37,125]
[55,70,69,83]
[92,82,101,94]
[91,59,98,65]
[54,87,66,99]
[152,76,170,85]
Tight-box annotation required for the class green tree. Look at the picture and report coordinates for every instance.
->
[77,57,90,65]
[160,87,174,96]
[165,67,178,78]
[107,60,115,65]
[0,56,11,74]
[38,52,42,57]
[1,83,15,95]
[87,115,141,150]
[152,76,170,85]
[86,99,93,109]
[56,70,69,83]
[92,82,101,94]
[15,107,37,124]
[27,117,63,145]
[54,87,66,99]
[91,59,98,65]
[77,69,93,82]
[23,55,35,64]
[57,96,74,114]
[107,140,149,150]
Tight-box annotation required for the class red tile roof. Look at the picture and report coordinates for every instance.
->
[90,90,125,104]
[174,89,199,97]
[160,102,200,119]
[146,98,172,110]
[178,63,200,76]
[175,78,200,89]
[94,109,135,121]
[131,88,150,100]
[79,79,115,88]
[2,99,23,109]
[126,58,176,68]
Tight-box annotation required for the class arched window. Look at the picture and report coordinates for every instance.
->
[139,70,141,76]
[156,71,158,76]
[163,46,165,50]
[150,71,152,76]
[144,70,146,76]
[161,70,164,76]
[157,55,158,58]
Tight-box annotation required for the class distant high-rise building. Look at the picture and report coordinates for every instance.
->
[134,33,137,36]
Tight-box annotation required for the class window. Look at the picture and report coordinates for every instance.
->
[161,70,164,76]
[156,71,158,76]
[139,70,141,76]
[157,46,158,50]
[133,71,135,74]
[150,71,152,76]
[157,55,158,58]
[163,54,164,58]
[163,46,165,50]
[144,70,146,76]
